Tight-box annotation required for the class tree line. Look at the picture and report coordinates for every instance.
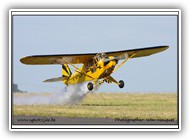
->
[13,83,26,93]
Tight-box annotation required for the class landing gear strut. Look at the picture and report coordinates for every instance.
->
[87,80,124,91]
[118,80,124,88]
[87,82,93,91]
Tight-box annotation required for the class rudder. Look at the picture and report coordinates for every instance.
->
[62,64,72,77]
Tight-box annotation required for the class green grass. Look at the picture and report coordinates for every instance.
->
[13,93,177,120]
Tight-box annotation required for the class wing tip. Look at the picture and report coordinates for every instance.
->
[160,45,169,51]
[20,56,33,65]
[162,45,169,48]
[20,57,27,64]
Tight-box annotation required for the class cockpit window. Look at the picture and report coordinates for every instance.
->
[95,53,107,61]
[87,59,95,67]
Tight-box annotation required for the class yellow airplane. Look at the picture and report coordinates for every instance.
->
[20,46,169,91]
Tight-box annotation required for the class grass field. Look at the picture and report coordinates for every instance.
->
[13,93,177,120]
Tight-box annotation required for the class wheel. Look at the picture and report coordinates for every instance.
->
[87,82,93,91]
[118,80,124,88]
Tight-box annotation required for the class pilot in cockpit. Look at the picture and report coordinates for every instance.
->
[96,52,108,60]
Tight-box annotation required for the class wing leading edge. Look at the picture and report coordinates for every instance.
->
[20,45,169,65]
[106,45,169,60]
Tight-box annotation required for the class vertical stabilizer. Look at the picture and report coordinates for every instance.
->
[62,64,72,77]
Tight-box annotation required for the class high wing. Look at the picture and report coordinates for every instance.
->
[106,45,169,60]
[20,46,169,65]
[20,53,95,65]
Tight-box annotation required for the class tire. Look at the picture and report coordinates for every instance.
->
[87,82,93,91]
[119,80,124,88]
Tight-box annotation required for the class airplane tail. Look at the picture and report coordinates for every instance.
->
[62,64,72,77]
[43,64,72,83]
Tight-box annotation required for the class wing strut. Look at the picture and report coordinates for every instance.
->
[112,53,136,73]
[56,58,94,79]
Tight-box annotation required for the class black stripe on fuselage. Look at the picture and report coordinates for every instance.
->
[62,65,69,76]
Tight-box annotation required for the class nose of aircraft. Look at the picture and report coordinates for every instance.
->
[109,60,116,68]
[103,57,118,68]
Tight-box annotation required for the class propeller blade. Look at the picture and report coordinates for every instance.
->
[103,57,119,64]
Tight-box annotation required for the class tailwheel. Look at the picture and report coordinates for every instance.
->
[87,82,94,91]
[118,80,124,88]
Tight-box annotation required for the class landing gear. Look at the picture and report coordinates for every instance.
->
[118,80,124,88]
[87,79,124,91]
[87,82,93,91]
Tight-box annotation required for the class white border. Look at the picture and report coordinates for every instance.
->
[11,9,179,15]
[9,9,12,131]
[178,9,182,131]
[9,9,181,131]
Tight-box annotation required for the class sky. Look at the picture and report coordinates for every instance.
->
[13,15,178,93]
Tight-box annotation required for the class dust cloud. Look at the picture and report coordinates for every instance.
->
[13,82,93,105]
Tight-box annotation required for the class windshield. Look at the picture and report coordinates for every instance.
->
[95,53,108,61]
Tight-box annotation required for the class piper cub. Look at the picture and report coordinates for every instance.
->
[20,46,169,91]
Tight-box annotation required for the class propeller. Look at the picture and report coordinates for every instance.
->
[103,57,119,66]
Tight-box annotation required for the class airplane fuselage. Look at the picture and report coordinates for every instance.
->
[63,56,117,85]
[20,46,169,91]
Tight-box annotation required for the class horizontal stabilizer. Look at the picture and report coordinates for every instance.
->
[43,76,67,82]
